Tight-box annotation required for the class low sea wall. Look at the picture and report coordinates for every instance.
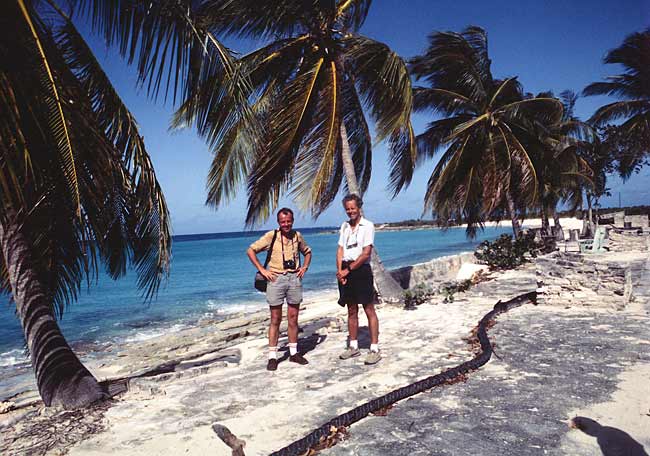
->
[390,252,475,289]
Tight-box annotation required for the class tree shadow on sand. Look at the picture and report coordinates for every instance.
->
[570,416,649,456]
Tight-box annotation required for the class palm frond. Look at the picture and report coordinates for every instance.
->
[344,34,414,142]
[75,0,241,104]
[245,57,325,226]
[291,61,342,216]
[412,87,475,116]
[588,100,650,126]
[387,123,416,196]
[18,0,80,216]
[415,116,469,163]
[498,97,564,127]
[336,0,372,31]
[197,0,318,40]
[55,19,171,298]
[409,27,489,106]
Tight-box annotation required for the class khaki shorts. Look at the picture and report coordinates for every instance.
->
[266,272,302,307]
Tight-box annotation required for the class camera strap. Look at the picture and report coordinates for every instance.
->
[280,232,299,267]
[263,230,278,269]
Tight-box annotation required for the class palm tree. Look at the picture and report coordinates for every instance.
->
[1,0,242,408]
[409,26,563,238]
[529,90,595,237]
[173,0,416,303]
[583,28,650,174]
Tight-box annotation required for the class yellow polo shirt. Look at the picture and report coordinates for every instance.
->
[250,230,311,274]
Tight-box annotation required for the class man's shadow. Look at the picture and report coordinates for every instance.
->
[355,325,372,349]
[278,334,327,363]
[570,416,649,456]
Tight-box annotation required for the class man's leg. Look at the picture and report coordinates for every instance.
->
[287,303,299,346]
[268,305,282,355]
[287,303,308,364]
[286,274,308,364]
[347,303,359,342]
[363,303,381,365]
[339,303,361,360]
[266,305,282,371]
[363,303,379,346]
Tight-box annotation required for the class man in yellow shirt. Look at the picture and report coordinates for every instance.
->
[247,208,312,371]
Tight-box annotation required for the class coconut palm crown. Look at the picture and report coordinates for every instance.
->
[173,0,416,226]
[583,28,650,177]
[1,0,243,408]
[409,26,563,237]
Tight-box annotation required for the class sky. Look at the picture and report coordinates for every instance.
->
[83,0,650,235]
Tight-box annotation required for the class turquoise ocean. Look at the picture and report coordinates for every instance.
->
[0,226,511,370]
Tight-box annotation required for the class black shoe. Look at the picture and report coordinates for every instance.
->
[289,353,309,365]
[266,358,278,371]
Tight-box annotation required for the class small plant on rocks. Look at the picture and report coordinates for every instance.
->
[474,232,542,270]
[439,279,473,303]
[403,284,435,309]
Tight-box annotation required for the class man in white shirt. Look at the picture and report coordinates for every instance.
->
[336,194,381,365]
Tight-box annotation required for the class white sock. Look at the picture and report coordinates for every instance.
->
[349,340,359,350]
[289,343,298,356]
[268,346,278,360]
[370,343,379,353]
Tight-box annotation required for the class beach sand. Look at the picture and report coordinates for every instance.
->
[1,218,649,455]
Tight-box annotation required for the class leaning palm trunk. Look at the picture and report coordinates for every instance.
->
[505,190,522,238]
[552,211,564,241]
[541,208,550,235]
[340,124,404,304]
[0,215,102,409]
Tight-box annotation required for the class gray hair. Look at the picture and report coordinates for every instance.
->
[342,194,363,208]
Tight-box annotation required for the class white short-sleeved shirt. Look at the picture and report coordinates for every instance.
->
[338,217,374,262]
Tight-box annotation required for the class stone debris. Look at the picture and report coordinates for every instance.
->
[536,251,645,309]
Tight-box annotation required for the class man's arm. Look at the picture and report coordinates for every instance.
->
[347,245,372,271]
[297,251,311,279]
[246,247,277,282]
[336,245,346,284]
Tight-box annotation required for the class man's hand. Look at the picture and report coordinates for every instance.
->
[297,267,308,279]
[336,268,350,284]
[260,269,277,282]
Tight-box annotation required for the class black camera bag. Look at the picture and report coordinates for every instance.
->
[254,230,278,292]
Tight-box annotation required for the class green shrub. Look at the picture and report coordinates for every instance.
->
[474,232,541,270]
[439,279,473,303]
[403,284,435,309]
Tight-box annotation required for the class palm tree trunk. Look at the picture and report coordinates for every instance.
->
[505,190,522,237]
[552,211,564,241]
[541,208,550,235]
[587,195,596,237]
[0,214,102,409]
[340,123,404,305]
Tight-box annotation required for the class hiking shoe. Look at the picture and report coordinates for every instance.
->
[364,350,381,365]
[289,353,309,365]
[339,347,361,360]
[266,358,279,371]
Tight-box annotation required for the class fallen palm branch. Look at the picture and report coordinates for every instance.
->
[270,291,537,456]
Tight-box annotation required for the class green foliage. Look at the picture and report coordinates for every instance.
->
[403,284,435,309]
[410,26,564,236]
[403,278,474,308]
[439,279,473,303]
[474,232,541,270]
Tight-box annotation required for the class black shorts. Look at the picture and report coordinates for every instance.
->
[338,263,375,306]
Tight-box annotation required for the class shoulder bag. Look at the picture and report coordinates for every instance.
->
[254,230,278,292]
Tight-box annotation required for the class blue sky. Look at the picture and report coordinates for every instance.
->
[86,0,650,234]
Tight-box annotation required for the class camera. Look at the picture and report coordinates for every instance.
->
[283,259,296,270]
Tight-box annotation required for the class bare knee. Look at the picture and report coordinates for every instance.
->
[363,304,377,319]
[270,311,282,327]
[347,304,359,319]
